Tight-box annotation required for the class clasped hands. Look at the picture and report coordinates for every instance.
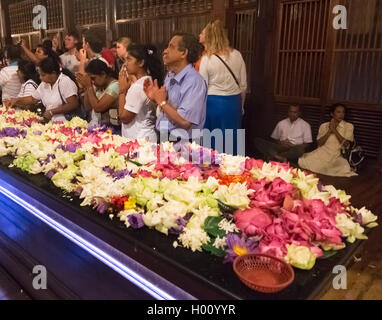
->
[143,78,168,108]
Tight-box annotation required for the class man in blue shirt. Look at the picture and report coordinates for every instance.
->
[144,33,207,143]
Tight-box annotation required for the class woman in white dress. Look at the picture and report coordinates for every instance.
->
[298,104,357,177]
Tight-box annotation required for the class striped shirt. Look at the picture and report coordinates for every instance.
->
[0,64,22,100]
[17,79,39,98]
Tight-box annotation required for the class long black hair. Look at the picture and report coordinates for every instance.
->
[330,103,347,115]
[37,40,61,65]
[18,59,40,85]
[85,59,117,80]
[127,44,165,87]
[39,56,77,85]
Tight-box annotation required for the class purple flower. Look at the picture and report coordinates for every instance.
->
[44,154,56,164]
[318,183,323,192]
[113,169,132,180]
[169,212,193,235]
[74,127,82,134]
[103,166,115,175]
[224,234,258,264]
[92,197,110,214]
[56,144,64,151]
[97,202,109,214]
[20,130,27,138]
[74,187,83,197]
[103,167,132,180]
[128,214,145,229]
[88,125,107,133]
[45,170,57,179]
[34,131,42,136]
[0,127,20,138]
[65,144,79,153]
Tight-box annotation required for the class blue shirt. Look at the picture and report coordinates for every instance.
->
[156,64,207,139]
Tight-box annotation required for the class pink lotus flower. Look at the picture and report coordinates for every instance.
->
[180,164,202,181]
[248,178,294,209]
[235,207,273,237]
[245,158,264,171]
[116,141,140,156]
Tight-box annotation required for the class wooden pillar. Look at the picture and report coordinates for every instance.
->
[105,0,113,46]
[62,0,75,33]
[212,0,228,24]
[0,0,12,45]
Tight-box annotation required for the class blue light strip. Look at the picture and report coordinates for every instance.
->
[0,180,196,300]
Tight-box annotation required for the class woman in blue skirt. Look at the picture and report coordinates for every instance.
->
[199,20,247,155]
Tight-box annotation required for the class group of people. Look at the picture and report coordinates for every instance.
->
[255,103,358,177]
[0,20,248,155]
[0,20,360,177]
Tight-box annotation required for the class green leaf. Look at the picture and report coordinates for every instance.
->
[217,199,237,215]
[320,250,338,259]
[127,159,143,167]
[204,216,226,238]
[202,240,225,257]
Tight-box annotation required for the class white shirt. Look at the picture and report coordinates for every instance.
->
[0,65,22,100]
[32,73,78,123]
[60,52,80,74]
[122,76,157,142]
[17,79,38,98]
[271,118,313,145]
[199,49,247,96]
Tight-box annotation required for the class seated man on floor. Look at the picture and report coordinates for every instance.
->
[255,104,312,163]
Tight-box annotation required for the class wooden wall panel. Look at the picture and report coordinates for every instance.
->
[329,0,382,104]
[273,0,382,159]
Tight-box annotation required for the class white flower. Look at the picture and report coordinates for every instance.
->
[213,236,227,250]
[178,227,210,252]
[351,206,378,228]
[218,219,240,234]
[336,213,367,243]
[220,154,246,175]
[214,183,251,209]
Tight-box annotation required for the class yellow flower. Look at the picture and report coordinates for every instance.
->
[233,245,248,256]
[124,198,136,211]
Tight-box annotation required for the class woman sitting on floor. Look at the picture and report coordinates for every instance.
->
[298,103,357,177]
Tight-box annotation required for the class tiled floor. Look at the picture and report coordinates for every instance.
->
[0,265,30,300]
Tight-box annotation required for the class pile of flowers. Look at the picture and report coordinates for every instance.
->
[0,106,378,270]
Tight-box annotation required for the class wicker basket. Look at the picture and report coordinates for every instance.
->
[233,254,295,293]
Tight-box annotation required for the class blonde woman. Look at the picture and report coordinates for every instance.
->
[115,37,132,74]
[199,20,247,155]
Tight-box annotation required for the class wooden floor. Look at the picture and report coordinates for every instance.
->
[318,161,382,300]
